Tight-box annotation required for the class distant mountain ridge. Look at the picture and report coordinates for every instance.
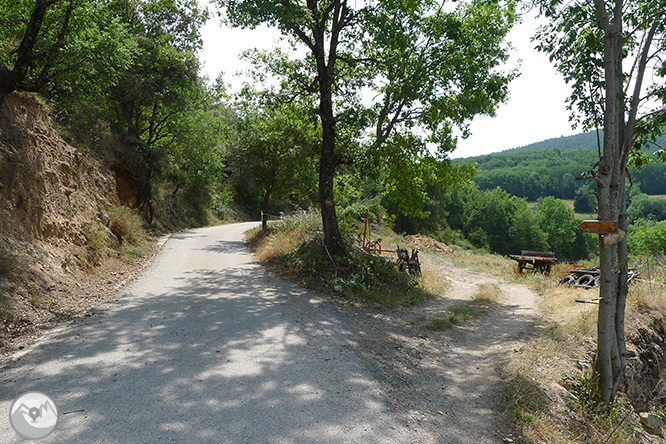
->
[453,131,666,201]
[502,131,666,154]
[506,131,599,153]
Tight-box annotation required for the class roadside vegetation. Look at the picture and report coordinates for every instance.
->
[83,205,151,268]
[247,210,446,307]
[501,260,666,443]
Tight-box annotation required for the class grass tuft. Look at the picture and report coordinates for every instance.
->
[0,244,16,280]
[422,305,480,330]
[474,283,501,304]
[108,205,145,245]
[84,222,111,266]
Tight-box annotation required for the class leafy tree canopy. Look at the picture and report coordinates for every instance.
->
[215,0,519,253]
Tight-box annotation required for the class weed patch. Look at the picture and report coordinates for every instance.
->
[84,222,111,266]
[474,283,501,304]
[421,305,481,330]
[108,205,145,245]
[0,243,16,280]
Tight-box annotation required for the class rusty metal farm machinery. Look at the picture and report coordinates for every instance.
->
[360,213,421,276]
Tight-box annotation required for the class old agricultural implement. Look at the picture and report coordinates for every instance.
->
[361,213,421,276]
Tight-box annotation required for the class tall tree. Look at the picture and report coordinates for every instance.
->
[232,87,319,225]
[216,0,518,254]
[535,0,666,402]
[0,0,129,104]
[104,0,208,222]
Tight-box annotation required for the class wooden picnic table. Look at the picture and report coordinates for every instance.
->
[509,250,558,274]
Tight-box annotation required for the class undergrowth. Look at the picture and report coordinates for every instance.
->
[501,258,665,443]
[85,205,149,267]
[247,210,436,306]
[108,205,146,245]
[0,243,16,280]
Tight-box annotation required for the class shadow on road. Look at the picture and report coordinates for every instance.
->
[0,225,410,443]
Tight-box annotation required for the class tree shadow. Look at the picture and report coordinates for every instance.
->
[348,286,545,444]
[0,225,412,443]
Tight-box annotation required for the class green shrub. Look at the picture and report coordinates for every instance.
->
[628,193,666,223]
[275,237,428,306]
[108,206,146,245]
[84,222,111,266]
[628,219,666,255]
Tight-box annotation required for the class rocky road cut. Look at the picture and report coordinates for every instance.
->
[0,223,417,443]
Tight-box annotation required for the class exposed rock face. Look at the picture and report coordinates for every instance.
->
[624,315,666,411]
[0,92,119,246]
[0,92,146,356]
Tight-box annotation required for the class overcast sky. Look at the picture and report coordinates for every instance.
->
[199,7,580,159]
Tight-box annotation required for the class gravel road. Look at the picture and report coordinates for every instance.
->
[0,223,417,443]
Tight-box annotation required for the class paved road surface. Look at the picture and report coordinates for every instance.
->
[1,223,415,443]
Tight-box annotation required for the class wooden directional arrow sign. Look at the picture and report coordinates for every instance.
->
[577,220,618,234]
[603,229,626,247]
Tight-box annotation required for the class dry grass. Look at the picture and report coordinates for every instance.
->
[248,210,321,261]
[253,230,307,261]
[108,205,146,245]
[500,260,665,443]
[474,283,501,304]
[449,248,516,277]
[84,221,111,266]
[419,262,450,296]
[628,280,666,314]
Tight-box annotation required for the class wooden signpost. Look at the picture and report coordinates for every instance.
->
[577,220,618,234]
[577,220,625,246]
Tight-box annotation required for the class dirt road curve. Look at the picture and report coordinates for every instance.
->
[346,254,543,443]
[0,223,416,443]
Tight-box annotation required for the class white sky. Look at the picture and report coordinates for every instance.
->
[199,7,579,159]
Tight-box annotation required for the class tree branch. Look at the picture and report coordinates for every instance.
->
[35,0,76,87]
[623,18,659,160]
[277,0,316,52]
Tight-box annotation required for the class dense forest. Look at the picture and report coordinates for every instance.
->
[1,0,665,265]
[455,132,666,201]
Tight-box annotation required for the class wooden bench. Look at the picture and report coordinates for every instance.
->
[509,250,558,274]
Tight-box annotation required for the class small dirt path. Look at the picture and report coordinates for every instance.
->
[343,253,544,443]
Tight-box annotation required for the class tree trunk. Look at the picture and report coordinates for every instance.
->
[262,188,272,231]
[614,185,629,395]
[311,5,345,256]
[318,84,344,255]
[594,0,624,402]
[596,177,619,403]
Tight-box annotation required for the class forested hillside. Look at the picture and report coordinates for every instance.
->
[456,132,666,200]
[507,130,666,153]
